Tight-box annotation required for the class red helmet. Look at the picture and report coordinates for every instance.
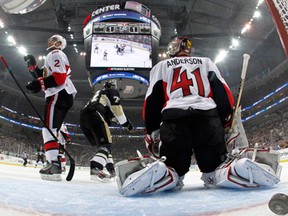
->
[167,36,192,57]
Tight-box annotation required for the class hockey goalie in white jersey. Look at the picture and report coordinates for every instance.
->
[115,36,281,196]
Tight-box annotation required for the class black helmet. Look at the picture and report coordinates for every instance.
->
[167,36,192,57]
[103,80,117,89]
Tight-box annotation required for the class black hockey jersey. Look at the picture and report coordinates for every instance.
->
[82,88,128,125]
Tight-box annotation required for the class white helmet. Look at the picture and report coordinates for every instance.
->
[47,35,67,51]
[167,36,192,57]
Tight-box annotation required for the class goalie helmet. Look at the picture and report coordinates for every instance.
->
[167,36,192,57]
[47,35,67,51]
[103,80,117,89]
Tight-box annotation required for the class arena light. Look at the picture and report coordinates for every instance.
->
[0,19,4,28]
[253,10,261,18]
[214,50,228,64]
[241,23,251,34]
[7,35,16,45]
[17,46,27,55]
[38,56,46,61]
[215,1,265,60]
[0,0,48,14]
[257,0,264,6]
[230,38,240,49]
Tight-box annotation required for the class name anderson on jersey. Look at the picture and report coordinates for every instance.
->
[167,57,203,67]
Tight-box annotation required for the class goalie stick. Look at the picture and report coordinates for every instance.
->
[0,55,75,181]
[230,53,250,131]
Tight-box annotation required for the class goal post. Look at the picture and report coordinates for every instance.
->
[265,0,288,58]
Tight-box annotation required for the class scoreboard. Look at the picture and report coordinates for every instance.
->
[82,1,161,97]
[93,22,151,34]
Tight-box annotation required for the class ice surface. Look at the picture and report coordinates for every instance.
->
[0,162,288,216]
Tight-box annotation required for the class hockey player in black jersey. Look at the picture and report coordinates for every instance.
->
[80,80,133,181]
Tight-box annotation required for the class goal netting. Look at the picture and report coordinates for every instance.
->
[266,0,288,57]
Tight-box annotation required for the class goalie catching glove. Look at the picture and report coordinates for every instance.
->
[144,129,161,159]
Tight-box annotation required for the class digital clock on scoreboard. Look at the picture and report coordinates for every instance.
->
[93,22,151,34]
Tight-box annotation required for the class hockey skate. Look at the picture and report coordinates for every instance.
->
[39,160,62,181]
[90,167,114,183]
[106,162,116,178]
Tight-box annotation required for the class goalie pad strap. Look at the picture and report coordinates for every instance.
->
[145,167,178,194]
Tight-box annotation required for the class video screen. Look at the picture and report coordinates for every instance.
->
[90,34,152,68]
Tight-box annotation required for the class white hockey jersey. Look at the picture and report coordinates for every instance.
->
[43,49,77,98]
[143,56,234,134]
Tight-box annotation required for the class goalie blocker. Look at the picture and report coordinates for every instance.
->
[116,148,281,196]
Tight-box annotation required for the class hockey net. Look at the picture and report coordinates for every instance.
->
[265,0,288,57]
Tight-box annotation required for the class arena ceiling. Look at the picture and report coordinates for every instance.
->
[0,0,286,108]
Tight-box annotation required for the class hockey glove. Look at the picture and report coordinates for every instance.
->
[26,77,45,93]
[24,54,44,79]
[24,55,37,71]
[144,129,161,159]
[122,119,133,131]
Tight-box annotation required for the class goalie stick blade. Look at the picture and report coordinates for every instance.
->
[268,193,288,215]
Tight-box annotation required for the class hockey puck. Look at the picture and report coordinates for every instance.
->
[268,193,288,215]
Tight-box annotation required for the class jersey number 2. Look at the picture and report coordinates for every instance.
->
[170,67,204,96]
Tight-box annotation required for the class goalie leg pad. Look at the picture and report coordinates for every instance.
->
[213,157,279,189]
[144,167,179,194]
[239,148,281,176]
[232,158,280,187]
[115,157,153,191]
[214,162,259,189]
[118,161,177,196]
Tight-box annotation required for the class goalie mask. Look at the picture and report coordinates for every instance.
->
[167,36,192,57]
[47,35,67,51]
